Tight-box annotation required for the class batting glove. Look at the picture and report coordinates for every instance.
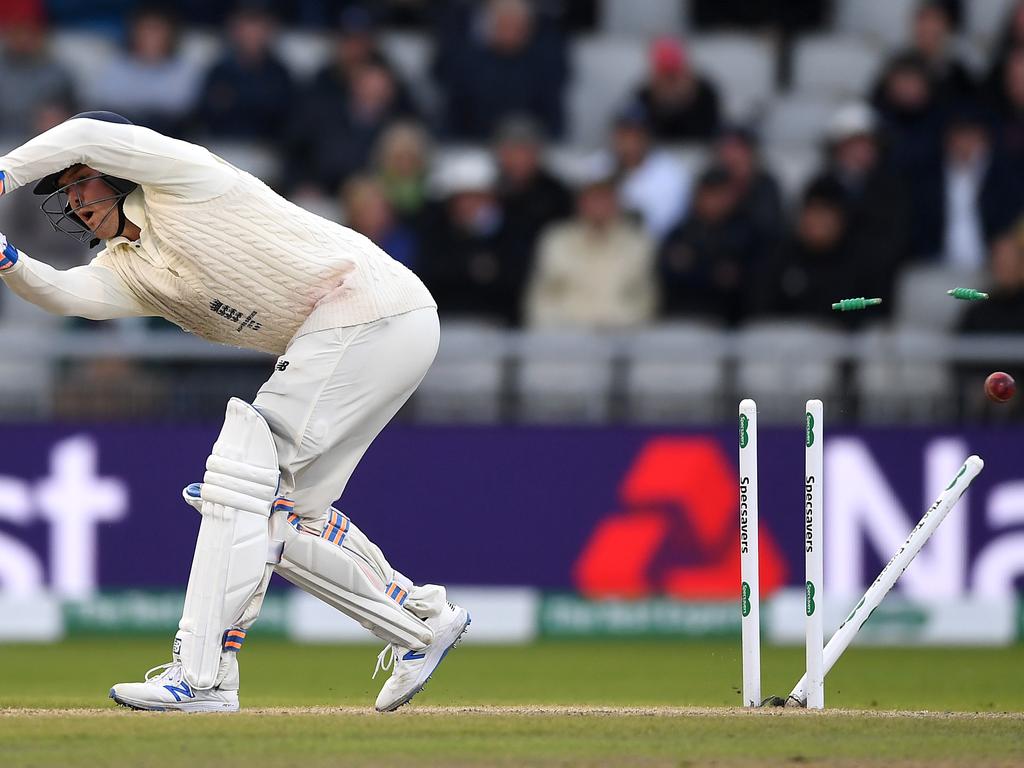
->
[0,232,18,271]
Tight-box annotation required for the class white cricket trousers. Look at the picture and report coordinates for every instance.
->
[253,306,439,526]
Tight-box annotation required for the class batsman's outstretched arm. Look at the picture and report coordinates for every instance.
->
[0,115,233,199]
[0,234,151,320]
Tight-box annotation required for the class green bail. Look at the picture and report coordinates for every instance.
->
[946,287,989,301]
[831,297,883,312]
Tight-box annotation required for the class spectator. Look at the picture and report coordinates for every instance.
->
[957,228,1024,418]
[657,165,761,325]
[815,103,910,302]
[904,0,977,106]
[524,157,656,330]
[0,6,75,140]
[609,103,691,240]
[86,5,201,136]
[753,177,861,327]
[193,1,294,144]
[372,121,432,224]
[633,37,721,141]
[342,175,418,271]
[289,61,412,195]
[984,0,1024,97]
[872,52,946,177]
[433,0,568,140]
[960,227,1024,333]
[913,110,1023,268]
[713,125,784,245]
[315,5,418,113]
[493,116,573,268]
[991,45,1024,169]
[418,152,523,324]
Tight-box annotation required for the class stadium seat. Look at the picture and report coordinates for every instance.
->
[49,31,116,97]
[622,322,728,424]
[274,31,332,80]
[761,144,822,203]
[205,141,282,187]
[735,320,848,422]
[967,0,1017,45]
[179,31,222,72]
[567,35,648,147]
[792,34,885,100]
[516,330,616,423]
[690,34,777,121]
[380,32,438,116]
[599,0,689,36]
[893,264,989,330]
[760,94,839,148]
[834,0,918,49]
[415,321,507,423]
[854,327,955,422]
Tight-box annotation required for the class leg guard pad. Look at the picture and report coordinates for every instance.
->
[177,398,279,689]
[271,512,434,649]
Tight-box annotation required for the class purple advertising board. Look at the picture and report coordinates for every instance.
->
[1,423,1023,599]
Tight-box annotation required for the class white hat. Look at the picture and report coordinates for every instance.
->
[826,102,878,143]
[430,151,498,198]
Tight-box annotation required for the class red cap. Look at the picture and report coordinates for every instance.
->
[0,0,45,27]
[650,37,687,76]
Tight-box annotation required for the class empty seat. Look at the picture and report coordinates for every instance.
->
[834,0,918,49]
[50,31,116,96]
[894,264,989,330]
[854,327,954,422]
[415,322,506,423]
[380,32,438,115]
[792,35,884,99]
[690,34,777,121]
[760,94,840,148]
[600,0,688,37]
[567,35,647,147]
[967,0,1017,45]
[205,141,282,186]
[623,322,727,424]
[274,31,331,80]
[179,31,222,72]
[761,144,822,203]
[735,321,848,422]
[516,330,616,423]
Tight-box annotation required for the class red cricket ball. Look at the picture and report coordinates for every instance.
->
[985,371,1016,403]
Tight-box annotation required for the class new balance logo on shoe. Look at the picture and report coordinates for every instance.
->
[163,681,194,702]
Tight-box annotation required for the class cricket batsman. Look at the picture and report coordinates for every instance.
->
[0,111,470,712]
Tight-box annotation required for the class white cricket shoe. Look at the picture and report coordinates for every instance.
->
[373,601,471,712]
[109,653,239,712]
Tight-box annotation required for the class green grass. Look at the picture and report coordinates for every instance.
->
[2,639,1023,767]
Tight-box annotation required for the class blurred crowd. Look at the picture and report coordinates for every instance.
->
[3,0,1024,420]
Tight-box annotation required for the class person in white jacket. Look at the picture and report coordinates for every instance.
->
[0,111,470,712]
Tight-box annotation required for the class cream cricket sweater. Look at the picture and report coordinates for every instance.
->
[0,118,435,355]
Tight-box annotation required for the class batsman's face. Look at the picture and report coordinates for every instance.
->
[59,166,123,239]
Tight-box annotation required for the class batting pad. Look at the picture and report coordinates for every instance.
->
[272,513,435,649]
[177,398,279,689]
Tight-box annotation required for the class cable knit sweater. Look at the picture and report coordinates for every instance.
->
[0,117,435,354]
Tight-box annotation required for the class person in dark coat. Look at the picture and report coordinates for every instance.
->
[194,1,294,144]
[657,165,762,325]
[713,124,784,246]
[633,37,721,142]
[493,116,573,270]
[814,102,911,307]
[753,177,862,327]
[432,0,568,140]
[910,109,1024,265]
[418,152,524,324]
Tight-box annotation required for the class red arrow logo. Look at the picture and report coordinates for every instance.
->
[573,437,787,599]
